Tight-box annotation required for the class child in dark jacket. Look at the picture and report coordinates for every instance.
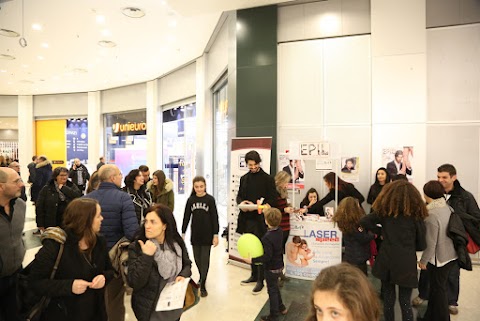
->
[332,197,374,275]
[181,176,219,297]
[244,208,288,321]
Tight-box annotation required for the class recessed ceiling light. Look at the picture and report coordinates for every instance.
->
[121,7,145,18]
[101,29,111,37]
[37,55,44,60]
[73,68,88,74]
[41,43,49,48]
[32,23,43,31]
[168,20,177,28]
[19,80,34,84]
[96,15,106,24]
[0,54,15,60]
[0,70,6,73]
[22,64,28,68]
[98,40,116,48]
[0,29,20,37]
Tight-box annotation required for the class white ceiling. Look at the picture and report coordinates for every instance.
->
[0,0,292,96]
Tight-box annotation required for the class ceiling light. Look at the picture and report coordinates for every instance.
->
[0,29,20,37]
[0,54,15,60]
[168,20,177,28]
[98,40,116,48]
[122,7,145,18]
[73,68,88,74]
[22,64,28,68]
[101,29,111,37]
[32,23,42,31]
[0,70,6,73]
[37,55,44,60]
[19,80,34,84]
[96,15,106,24]
[161,1,167,5]
[41,43,49,48]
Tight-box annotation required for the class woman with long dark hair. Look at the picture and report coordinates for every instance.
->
[123,169,152,224]
[149,170,174,211]
[309,172,364,215]
[367,167,391,205]
[128,204,192,321]
[29,198,113,321]
[361,180,427,321]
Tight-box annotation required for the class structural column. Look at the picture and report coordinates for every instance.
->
[370,0,427,189]
[146,80,160,169]
[88,91,102,169]
[17,95,34,182]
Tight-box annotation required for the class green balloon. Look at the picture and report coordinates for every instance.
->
[237,233,264,258]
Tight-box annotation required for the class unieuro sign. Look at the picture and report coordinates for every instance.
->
[111,122,147,136]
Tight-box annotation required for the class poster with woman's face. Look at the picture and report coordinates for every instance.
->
[339,156,359,182]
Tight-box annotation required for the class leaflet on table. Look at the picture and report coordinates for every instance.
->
[155,277,190,311]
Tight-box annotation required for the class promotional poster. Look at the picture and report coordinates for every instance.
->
[228,137,272,263]
[285,216,342,280]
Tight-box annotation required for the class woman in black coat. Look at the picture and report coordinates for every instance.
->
[128,204,192,321]
[309,172,365,215]
[36,167,82,232]
[361,180,427,321]
[29,198,114,321]
[122,169,153,224]
[367,167,392,205]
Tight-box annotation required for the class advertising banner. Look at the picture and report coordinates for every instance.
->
[285,215,342,280]
[228,137,272,263]
[66,119,88,164]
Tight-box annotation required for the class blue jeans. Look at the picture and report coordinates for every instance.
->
[264,270,285,320]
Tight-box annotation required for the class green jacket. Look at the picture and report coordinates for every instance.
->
[148,178,174,211]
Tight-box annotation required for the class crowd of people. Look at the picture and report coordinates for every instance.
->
[0,150,479,321]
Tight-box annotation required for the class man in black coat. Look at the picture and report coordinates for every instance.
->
[69,158,90,194]
[437,164,480,315]
[236,150,277,295]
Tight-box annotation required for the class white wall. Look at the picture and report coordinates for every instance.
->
[33,93,88,117]
[206,18,229,88]
[101,83,146,114]
[158,63,196,106]
[0,96,18,116]
[278,35,372,201]
[426,23,480,200]
[278,0,370,43]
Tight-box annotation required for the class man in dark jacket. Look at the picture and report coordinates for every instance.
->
[437,164,480,315]
[69,158,90,194]
[0,167,26,321]
[236,150,277,295]
[30,156,52,204]
[27,155,37,184]
[84,164,138,321]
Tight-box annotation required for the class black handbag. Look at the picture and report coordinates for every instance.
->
[17,243,65,321]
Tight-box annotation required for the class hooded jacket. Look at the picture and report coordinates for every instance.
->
[31,159,53,202]
[148,179,174,211]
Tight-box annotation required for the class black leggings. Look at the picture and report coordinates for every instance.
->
[193,245,212,289]
[382,281,413,321]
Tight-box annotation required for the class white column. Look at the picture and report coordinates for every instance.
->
[146,80,160,169]
[88,91,102,170]
[371,0,427,190]
[195,56,213,187]
[18,95,35,182]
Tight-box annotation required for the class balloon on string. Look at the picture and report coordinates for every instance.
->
[237,233,264,258]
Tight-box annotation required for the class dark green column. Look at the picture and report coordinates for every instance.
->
[236,6,277,173]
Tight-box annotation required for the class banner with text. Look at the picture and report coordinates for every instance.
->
[66,119,88,165]
[285,215,342,280]
[228,137,272,263]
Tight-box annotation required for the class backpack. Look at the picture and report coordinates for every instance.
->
[17,227,67,321]
[108,237,133,294]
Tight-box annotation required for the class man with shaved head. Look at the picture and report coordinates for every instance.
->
[0,167,26,320]
[84,164,138,321]
[8,162,27,202]
[69,158,90,194]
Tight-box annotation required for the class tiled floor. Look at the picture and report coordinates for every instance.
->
[23,201,480,321]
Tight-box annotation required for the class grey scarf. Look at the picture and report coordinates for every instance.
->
[151,239,182,282]
[54,181,66,202]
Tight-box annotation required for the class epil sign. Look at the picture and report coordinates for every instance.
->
[299,142,330,158]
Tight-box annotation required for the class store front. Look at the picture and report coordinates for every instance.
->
[104,110,147,177]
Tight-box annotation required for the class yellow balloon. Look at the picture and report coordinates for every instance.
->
[237,233,264,258]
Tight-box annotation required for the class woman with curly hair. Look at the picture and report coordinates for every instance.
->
[305,263,380,321]
[361,180,427,321]
[332,197,374,275]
